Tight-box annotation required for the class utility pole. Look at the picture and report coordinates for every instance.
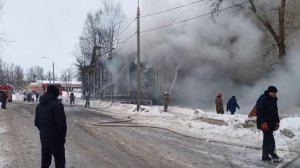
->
[42,56,55,84]
[136,0,141,111]
[52,61,55,83]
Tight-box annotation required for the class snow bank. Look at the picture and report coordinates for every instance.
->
[68,100,300,157]
[12,93,23,101]
[280,117,300,138]
[281,117,300,131]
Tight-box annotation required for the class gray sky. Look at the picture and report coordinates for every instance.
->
[0,0,136,75]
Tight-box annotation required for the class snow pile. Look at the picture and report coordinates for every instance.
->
[280,117,300,139]
[194,109,248,124]
[12,93,23,101]
[110,103,173,117]
[12,94,16,101]
[281,117,300,131]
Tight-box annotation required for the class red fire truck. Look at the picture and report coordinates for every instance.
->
[0,85,13,102]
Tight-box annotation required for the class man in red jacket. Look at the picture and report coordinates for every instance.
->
[256,86,280,162]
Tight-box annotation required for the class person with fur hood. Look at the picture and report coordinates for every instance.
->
[215,92,224,114]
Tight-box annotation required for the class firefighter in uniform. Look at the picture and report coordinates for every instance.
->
[163,91,170,112]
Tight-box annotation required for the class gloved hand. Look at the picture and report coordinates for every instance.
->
[261,122,269,131]
[275,122,280,130]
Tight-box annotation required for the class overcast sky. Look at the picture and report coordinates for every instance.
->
[0,0,137,75]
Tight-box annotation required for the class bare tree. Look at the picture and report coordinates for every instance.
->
[3,63,15,84]
[26,66,44,82]
[12,65,25,91]
[46,71,53,83]
[0,62,25,90]
[75,0,125,96]
[210,0,300,78]
[211,0,300,60]
[0,58,4,84]
[35,66,44,81]
[60,68,74,94]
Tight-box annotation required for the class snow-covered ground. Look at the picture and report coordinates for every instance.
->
[0,110,10,168]
[10,94,300,161]
[72,99,300,159]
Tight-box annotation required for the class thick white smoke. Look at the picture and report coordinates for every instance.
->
[118,0,300,115]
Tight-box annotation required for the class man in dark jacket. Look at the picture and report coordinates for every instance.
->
[1,91,7,109]
[84,92,90,108]
[256,86,280,162]
[35,85,67,168]
[226,96,240,115]
[163,91,170,112]
[69,93,75,105]
[0,91,2,107]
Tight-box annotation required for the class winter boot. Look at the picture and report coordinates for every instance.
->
[270,153,283,163]
[262,155,271,161]
[271,153,279,159]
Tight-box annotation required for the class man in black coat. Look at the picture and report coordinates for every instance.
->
[226,96,240,115]
[35,85,67,168]
[256,86,280,162]
[1,91,7,109]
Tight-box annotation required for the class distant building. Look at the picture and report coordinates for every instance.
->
[79,47,176,105]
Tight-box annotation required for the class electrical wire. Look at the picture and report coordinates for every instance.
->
[120,32,137,44]
[141,0,205,18]
[118,17,137,37]
[141,1,250,34]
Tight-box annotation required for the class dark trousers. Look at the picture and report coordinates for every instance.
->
[41,142,65,168]
[262,130,275,156]
[85,99,90,108]
[1,100,6,109]
[164,103,168,112]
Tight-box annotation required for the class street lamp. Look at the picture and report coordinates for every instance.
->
[42,56,55,83]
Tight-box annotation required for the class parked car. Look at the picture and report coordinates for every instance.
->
[23,92,34,102]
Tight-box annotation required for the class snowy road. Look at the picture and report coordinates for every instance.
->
[286,155,300,168]
[0,102,279,168]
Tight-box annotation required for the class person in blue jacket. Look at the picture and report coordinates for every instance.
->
[226,96,240,115]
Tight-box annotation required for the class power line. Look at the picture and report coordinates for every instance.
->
[118,17,137,37]
[141,1,250,33]
[141,0,205,18]
[120,32,137,44]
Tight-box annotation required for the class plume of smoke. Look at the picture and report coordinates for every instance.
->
[117,0,300,115]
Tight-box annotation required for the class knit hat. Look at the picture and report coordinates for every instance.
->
[47,85,59,97]
[267,86,278,93]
